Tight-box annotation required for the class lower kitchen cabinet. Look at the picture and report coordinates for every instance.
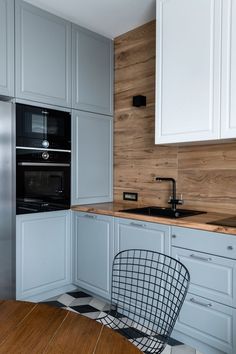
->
[171,226,236,354]
[73,212,114,299]
[115,217,170,255]
[16,210,72,300]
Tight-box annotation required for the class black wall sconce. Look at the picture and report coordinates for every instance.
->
[133,95,146,107]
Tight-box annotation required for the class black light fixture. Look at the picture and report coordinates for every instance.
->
[132,95,146,107]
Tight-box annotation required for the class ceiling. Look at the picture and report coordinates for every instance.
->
[25,0,156,39]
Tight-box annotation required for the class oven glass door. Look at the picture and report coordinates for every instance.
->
[16,104,71,150]
[16,163,70,207]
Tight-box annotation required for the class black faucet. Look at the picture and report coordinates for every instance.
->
[155,177,182,211]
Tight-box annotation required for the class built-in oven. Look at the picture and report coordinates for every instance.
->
[16,103,71,150]
[16,149,71,215]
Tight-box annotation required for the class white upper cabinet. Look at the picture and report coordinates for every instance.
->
[15,0,72,107]
[156,0,222,144]
[221,0,236,138]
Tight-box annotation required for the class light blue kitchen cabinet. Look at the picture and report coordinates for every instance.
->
[16,210,72,300]
[73,212,114,299]
[15,0,71,107]
[71,110,113,205]
[72,24,113,115]
[171,226,236,354]
[115,217,170,255]
[0,0,14,97]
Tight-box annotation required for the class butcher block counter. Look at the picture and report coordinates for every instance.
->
[71,202,236,236]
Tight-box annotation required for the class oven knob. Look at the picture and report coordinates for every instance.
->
[42,151,49,160]
[42,140,49,148]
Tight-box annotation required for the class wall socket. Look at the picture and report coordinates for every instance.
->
[123,192,138,201]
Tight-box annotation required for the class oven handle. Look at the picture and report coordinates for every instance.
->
[17,162,70,167]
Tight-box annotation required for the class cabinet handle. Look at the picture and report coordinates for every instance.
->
[130,222,146,228]
[172,234,177,238]
[190,298,212,308]
[227,246,234,250]
[84,214,97,219]
[190,254,212,262]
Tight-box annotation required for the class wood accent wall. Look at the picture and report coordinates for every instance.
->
[114,20,236,214]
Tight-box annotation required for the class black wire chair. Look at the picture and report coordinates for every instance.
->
[98,249,190,354]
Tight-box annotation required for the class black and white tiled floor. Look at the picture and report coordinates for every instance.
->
[43,289,203,354]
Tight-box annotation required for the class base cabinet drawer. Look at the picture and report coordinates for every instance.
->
[115,218,170,255]
[175,293,236,354]
[172,247,236,307]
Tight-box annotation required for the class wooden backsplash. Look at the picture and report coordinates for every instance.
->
[113,20,236,214]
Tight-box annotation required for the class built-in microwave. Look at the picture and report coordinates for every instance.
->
[16,103,71,151]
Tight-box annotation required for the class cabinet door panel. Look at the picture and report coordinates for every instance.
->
[16,211,71,300]
[73,212,114,299]
[172,247,236,307]
[221,0,236,138]
[72,25,113,115]
[0,0,14,97]
[156,0,221,143]
[175,293,236,354]
[115,218,170,255]
[71,110,113,205]
[15,0,71,107]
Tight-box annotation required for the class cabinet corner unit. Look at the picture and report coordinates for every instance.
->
[15,0,72,107]
[16,210,72,301]
[0,0,14,97]
[155,0,236,144]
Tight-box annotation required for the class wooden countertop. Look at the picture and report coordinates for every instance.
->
[71,202,236,236]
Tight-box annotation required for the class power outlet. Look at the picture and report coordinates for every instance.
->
[123,192,138,201]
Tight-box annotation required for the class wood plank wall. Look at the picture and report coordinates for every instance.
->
[114,20,236,214]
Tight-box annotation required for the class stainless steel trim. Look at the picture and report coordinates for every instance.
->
[18,162,70,167]
[190,298,212,308]
[16,146,71,153]
[190,254,212,262]
[0,101,15,298]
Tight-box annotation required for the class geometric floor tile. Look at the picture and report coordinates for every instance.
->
[43,288,202,354]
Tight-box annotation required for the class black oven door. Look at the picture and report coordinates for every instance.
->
[16,103,71,150]
[16,150,71,214]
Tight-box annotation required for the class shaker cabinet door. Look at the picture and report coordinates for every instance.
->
[15,0,71,107]
[72,25,113,115]
[71,110,113,205]
[221,0,236,138]
[0,0,14,97]
[16,210,72,300]
[155,0,222,144]
[73,212,114,299]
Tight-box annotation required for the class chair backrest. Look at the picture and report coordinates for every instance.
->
[111,249,190,353]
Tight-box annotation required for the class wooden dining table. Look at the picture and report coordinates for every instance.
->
[0,300,142,353]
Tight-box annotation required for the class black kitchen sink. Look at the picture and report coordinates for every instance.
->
[120,206,206,219]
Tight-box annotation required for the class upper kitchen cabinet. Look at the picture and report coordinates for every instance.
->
[72,24,113,116]
[155,0,222,144]
[221,0,236,139]
[71,110,113,205]
[0,0,14,97]
[15,0,71,108]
